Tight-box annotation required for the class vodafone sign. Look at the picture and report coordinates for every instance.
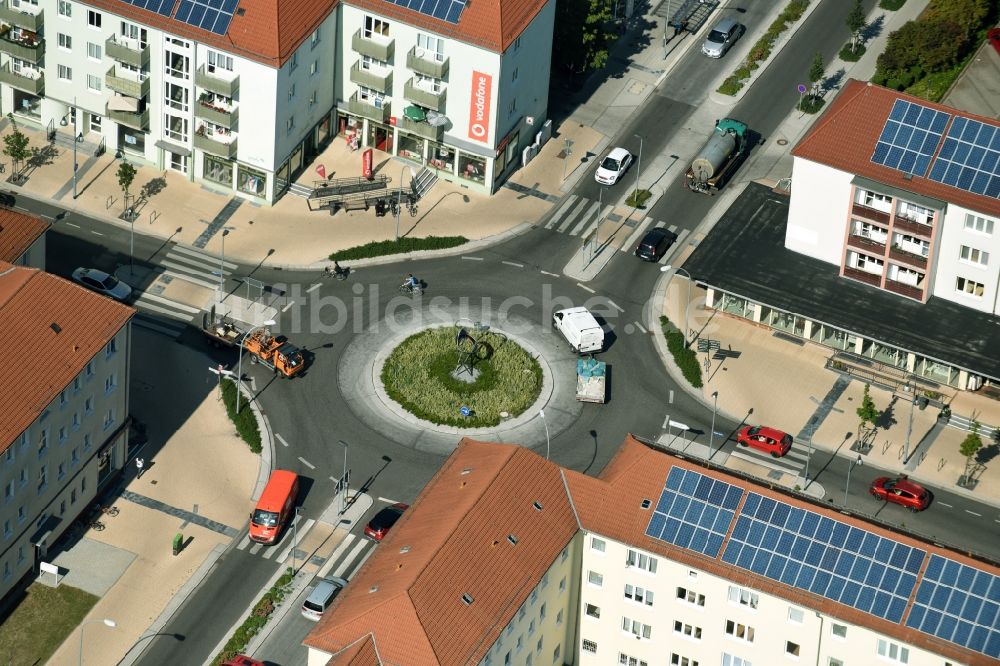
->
[467,70,492,143]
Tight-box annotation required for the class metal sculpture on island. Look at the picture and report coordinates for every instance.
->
[454,327,493,379]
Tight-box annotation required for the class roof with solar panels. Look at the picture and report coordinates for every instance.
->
[792,79,1000,219]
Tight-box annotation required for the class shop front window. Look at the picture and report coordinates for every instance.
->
[915,356,959,385]
[428,142,455,173]
[13,90,41,119]
[458,152,486,184]
[714,292,754,319]
[118,125,145,154]
[237,164,266,197]
[397,132,424,163]
[204,154,232,185]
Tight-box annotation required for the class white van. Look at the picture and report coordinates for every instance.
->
[553,307,604,354]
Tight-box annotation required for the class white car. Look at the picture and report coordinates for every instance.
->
[301,576,348,621]
[71,268,132,302]
[594,147,634,185]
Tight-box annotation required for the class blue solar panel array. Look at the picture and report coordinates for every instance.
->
[871,100,950,177]
[645,467,743,558]
[120,0,175,16]
[927,117,1000,199]
[175,0,239,35]
[722,493,925,623]
[384,0,467,24]
[907,554,1000,659]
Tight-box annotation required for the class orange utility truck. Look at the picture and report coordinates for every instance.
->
[243,329,305,378]
[249,470,299,544]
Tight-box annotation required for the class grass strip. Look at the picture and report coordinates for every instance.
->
[330,235,468,260]
[211,568,294,665]
[659,315,703,388]
[221,378,262,454]
[0,583,98,665]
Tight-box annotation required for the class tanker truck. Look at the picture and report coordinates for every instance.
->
[685,118,752,194]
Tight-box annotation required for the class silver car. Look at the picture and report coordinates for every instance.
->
[702,17,744,58]
[71,268,132,302]
[301,576,348,621]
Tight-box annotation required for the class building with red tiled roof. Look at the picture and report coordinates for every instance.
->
[305,436,1000,666]
[0,207,49,268]
[0,262,134,603]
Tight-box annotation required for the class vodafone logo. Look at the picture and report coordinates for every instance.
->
[467,71,492,143]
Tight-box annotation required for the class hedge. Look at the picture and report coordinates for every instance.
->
[211,568,294,665]
[221,379,262,454]
[717,0,811,95]
[330,235,467,260]
[659,316,703,388]
[878,0,905,9]
[839,43,866,62]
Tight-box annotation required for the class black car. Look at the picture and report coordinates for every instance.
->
[635,227,677,262]
[0,191,15,208]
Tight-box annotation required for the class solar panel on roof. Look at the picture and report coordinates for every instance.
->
[644,468,742,558]
[907,554,1000,659]
[871,99,950,178]
[175,0,236,35]
[721,493,924,623]
[384,0,467,24]
[116,0,174,17]
[927,117,1000,199]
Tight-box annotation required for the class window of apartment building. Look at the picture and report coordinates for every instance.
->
[541,573,549,589]
[556,609,563,625]
[81,474,86,492]
[3,519,10,538]
[208,50,233,73]
[19,469,26,487]
[71,447,79,466]
[625,549,657,573]
[787,607,804,623]
[859,189,891,212]
[876,639,908,664]
[84,396,93,415]
[17,505,25,523]
[559,576,566,592]
[624,584,653,606]
[57,33,72,50]
[622,617,652,639]
[361,55,387,71]
[722,654,751,666]
[286,117,295,134]
[58,426,66,444]
[786,641,800,657]
[288,84,296,101]
[896,201,934,225]
[83,433,91,452]
[57,462,65,481]
[507,99,517,117]
[87,9,101,27]
[87,74,102,92]
[725,620,755,643]
[584,603,600,619]
[309,27,320,48]
[71,488,77,504]
[960,245,990,266]
[417,33,444,60]
[956,276,985,297]
[120,21,147,46]
[37,465,47,494]
[673,620,702,639]
[3,447,12,465]
[728,586,759,608]
[310,60,318,76]
[57,65,72,81]
[165,50,189,78]
[528,619,536,635]
[590,536,606,552]
[103,408,115,430]
[86,362,94,377]
[73,376,81,393]
[57,0,71,17]
[4,480,13,502]
[561,546,568,562]
[670,655,699,666]
[165,115,188,142]
[518,605,526,621]
[618,653,648,666]
[535,637,542,654]
[514,36,522,50]
[530,589,538,604]
[288,52,298,71]
[539,602,546,619]
[105,373,117,394]
[587,570,603,586]
[512,67,519,82]
[166,82,189,111]
[106,339,117,358]
[854,252,883,272]
[18,433,26,451]
[38,429,48,458]
[965,213,995,235]
[414,72,442,93]
[59,390,67,406]
[831,623,847,638]
[87,41,101,60]
[364,16,390,39]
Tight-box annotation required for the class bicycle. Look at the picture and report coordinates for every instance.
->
[324,265,350,281]
[89,519,106,531]
[399,283,423,296]
[101,505,120,517]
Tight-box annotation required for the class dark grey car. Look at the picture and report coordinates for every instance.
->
[635,227,678,262]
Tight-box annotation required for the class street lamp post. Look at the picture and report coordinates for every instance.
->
[709,391,719,457]
[633,134,644,200]
[539,410,550,460]
[291,506,300,574]
[903,386,916,464]
[595,186,604,247]
[339,439,349,510]
[59,99,84,199]
[235,319,276,414]
[395,165,416,240]
[219,229,230,294]
[803,438,814,490]
[845,455,863,507]
[79,618,116,665]
[661,265,693,344]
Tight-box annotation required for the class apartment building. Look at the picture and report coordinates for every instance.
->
[0,207,48,267]
[304,436,1000,666]
[0,261,133,601]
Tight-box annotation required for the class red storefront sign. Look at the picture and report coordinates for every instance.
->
[362,149,373,179]
[467,70,492,143]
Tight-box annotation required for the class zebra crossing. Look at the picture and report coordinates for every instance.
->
[729,443,811,478]
[542,194,689,257]
[131,245,237,339]
[234,515,376,578]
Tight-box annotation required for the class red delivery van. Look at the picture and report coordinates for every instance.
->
[249,470,299,544]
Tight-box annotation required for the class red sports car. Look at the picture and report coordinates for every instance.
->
[736,425,792,457]
[870,476,930,511]
[364,503,409,542]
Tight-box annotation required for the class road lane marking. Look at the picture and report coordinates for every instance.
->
[607,300,624,312]
[965,510,982,517]
[317,534,356,578]
[668,390,674,404]
[576,283,595,293]
[282,301,294,312]
[90,230,104,236]
[502,261,525,268]
[540,270,559,277]
[937,502,953,508]
[377,497,403,505]
[332,539,370,578]
[306,283,321,293]
[461,256,484,261]
[274,518,315,563]
[65,222,81,228]
[347,547,377,580]
[275,433,289,448]
[298,456,316,469]
[634,321,647,334]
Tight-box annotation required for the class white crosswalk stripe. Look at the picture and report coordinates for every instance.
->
[161,245,234,289]
[542,195,690,254]
[729,445,809,476]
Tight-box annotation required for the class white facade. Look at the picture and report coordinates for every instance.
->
[785,157,854,264]
[0,323,131,602]
[932,203,1000,314]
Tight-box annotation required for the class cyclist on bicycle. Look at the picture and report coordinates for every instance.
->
[402,273,418,291]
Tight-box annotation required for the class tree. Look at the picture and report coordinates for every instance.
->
[856,383,882,433]
[846,0,866,53]
[959,421,984,485]
[552,0,616,74]
[925,0,989,42]
[117,160,137,215]
[2,113,33,180]
[807,52,825,97]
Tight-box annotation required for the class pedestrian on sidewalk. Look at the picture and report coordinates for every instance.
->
[136,457,145,479]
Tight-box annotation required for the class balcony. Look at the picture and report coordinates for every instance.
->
[891,215,933,238]
[884,279,925,301]
[398,115,443,141]
[851,202,890,226]
[195,101,239,130]
[404,78,446,112]
[846,233,885,254]
[406,47,448,79]
[0,0,42,32]
[349,61,392,93]
[842,266,882,287]
[105,35,149,68]
[0,28,42,64]
[347,92,390,123]
[194,130,237,159]
[888,245,928,269]
[106,66,150,98]
[196,65,239,98]
[107,107,149,131]
[352,29,394,62]
[0,63,41,94]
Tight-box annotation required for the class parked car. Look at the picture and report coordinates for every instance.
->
[870,476,930,511]
[635,227,678,262]
[71,268,132,302]
[221,656,265,666]
[736,425,792,457]
[364,503,409,542]
[0,191,15,208]
[702,17,745,58]
[301,576,348,621]
[594,147,634,185]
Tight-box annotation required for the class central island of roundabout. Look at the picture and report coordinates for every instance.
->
[337,306,585,455]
